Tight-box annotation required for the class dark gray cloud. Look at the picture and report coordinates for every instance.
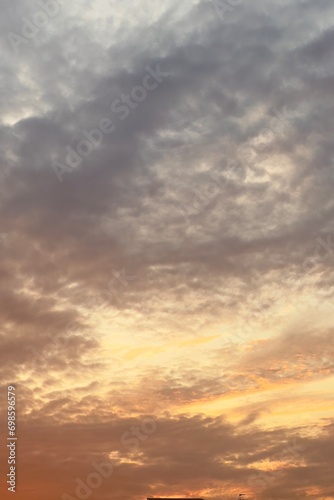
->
[0,0,334,498]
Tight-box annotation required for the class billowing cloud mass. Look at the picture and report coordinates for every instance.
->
[0,0,333,499]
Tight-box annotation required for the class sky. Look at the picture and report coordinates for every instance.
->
[0,0,334,499]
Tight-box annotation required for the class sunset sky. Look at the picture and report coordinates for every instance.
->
[0,0,334,499]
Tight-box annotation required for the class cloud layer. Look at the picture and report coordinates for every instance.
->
[0,0,333,499]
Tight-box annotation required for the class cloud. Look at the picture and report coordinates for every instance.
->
[1,403,332,500]
[0,0,334,498]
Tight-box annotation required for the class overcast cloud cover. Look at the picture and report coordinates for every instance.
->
[0,0,334,499]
